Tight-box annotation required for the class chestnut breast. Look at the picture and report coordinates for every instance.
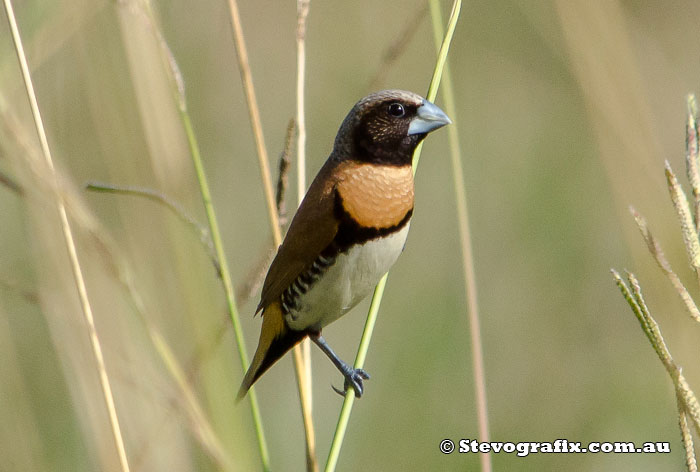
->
[335,162,414,229]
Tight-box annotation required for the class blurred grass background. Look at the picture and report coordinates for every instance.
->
[1,0,700,470]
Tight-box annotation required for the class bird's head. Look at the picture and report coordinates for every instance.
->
[334,89,451,166]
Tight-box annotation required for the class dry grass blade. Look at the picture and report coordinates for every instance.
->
[612,270,653,348]
[3,58,235,469]
[295,2,317,470]
[3,0,131,470]
[428,1,490,470]
[613,270,700,441]
[149,331,234,470]
[627,272,675,371]
[277,119,296,227]
[296,0,310,206]
[10,116,236,468]
[612,90,700,470]
[87,226,235,469]
[630,207,700,322]
[665,162,700,271]
[226,0,282,244]
[84,181,218,272]
[687,94,700,230]
[83,225,236,470]
[121,1,271,467]
[226,0,315,468]
[675,369,700,439]
[677,390,698,472]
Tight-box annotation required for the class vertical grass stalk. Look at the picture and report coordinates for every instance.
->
[295,1,318,471]
[297,0,312,401]
[133,2,273,466]
[325,1,462,470]
[179,113,271,470]
[428,1,491,470]
[226,0,316,467]
[678,396,698,472]
[324,277,387,472]
[296,0,310,206]
[2,1,131,471]
[226,0,282,244]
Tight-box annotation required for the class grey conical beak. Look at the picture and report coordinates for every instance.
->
[407,100,452,135]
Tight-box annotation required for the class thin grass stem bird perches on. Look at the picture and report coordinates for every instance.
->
[325,1,462,471]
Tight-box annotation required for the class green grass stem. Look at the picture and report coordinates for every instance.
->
[225,0,316,467]
[180,111,270,471]
[138,4,272,467]
[324,1,462,470]
[428,1,491,470]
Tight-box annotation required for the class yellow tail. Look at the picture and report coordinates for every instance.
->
[237,302,306,400]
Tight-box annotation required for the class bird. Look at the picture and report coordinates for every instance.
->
[238,89,451,400]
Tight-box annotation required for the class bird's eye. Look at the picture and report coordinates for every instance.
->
[387,102,405,117]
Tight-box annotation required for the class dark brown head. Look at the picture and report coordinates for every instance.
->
[332,90,451,166]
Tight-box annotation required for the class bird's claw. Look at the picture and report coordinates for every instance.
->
[332,368,370,398]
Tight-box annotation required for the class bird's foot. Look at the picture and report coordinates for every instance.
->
[332,368,370,398]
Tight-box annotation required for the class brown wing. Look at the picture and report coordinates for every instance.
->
[256,158,341,313]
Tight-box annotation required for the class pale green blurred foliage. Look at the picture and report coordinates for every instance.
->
[1,0,699,470]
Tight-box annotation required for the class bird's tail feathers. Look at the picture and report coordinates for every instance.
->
[237,302,306,400]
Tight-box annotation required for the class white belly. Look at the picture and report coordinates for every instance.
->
[285,223,410,331]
